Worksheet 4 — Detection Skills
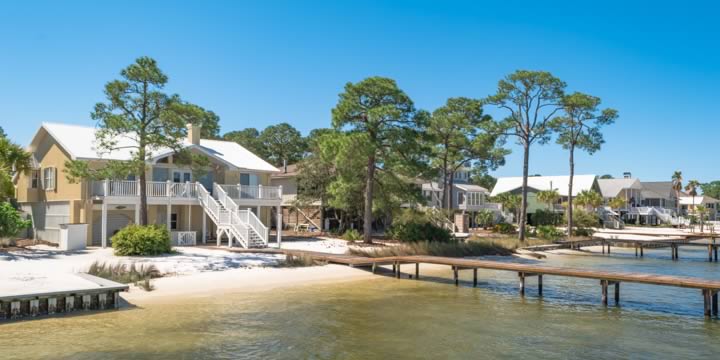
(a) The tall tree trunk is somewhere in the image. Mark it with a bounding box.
[363,153,375,243]
[138,147,148,225]
[567,144,575,236]
[319,198,325,233]
[519,142,530,241]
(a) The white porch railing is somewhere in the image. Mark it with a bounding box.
[172,231,197,246]
[215,184,268,246]
[217,184,282,201]
[91,180,199,199]
[197,184,229,225]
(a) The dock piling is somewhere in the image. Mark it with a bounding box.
[395,261,401,279]
[453,266,459,286]
[614,282,620,305]
[519,272,526,296]
[538,275,543,296]
[473,269,478,287]
[601,280,608,306]
[415,263,420,280]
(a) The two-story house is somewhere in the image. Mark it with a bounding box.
[15,122,283,249]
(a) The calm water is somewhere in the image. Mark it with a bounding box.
[2,247,720,359]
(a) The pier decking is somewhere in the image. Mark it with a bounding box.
[211,246,720,317]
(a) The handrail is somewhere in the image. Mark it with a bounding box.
[197,183,229,225]
[217,184,282,200]
[239,209,269,246]
[215,184,268,246]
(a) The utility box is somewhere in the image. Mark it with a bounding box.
[59,223,88,251]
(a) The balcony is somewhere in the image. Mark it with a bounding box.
[216,184,282,204]
[90,180,281,205]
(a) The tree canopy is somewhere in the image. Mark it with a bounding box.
[65,56,215,225]
[486,70,566,240]
[0,135,31,201]
[427,97,507,209]
[700,181,720,200]
[223,128,265,158]
[258,123,306,167]
[331,76,428,242]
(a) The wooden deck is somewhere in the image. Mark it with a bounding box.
[562,236,720,262]
[208,245,720,317]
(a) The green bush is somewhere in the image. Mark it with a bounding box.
[112,225,171,256]
[531,209,561,226]
[342,229,362,242]
[349,240,513,257]
[386,221,452,243]
[493,222,516,234]
[475,210,495,229]
[0,202,32,246]
[536,225,565,241]
[563,209,600,229]
[573,227,594,236]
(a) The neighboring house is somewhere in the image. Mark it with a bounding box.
[640,181,678,210]
[598,177,643,207]
[491,174,599,223]
[14,122,282,248]
[679,195,720,221]
[420,168,501,228]
[269,163,323,231]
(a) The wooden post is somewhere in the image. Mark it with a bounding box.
[635,243,638,257]
[519,272,526,296]
[473,268,478,287]
[415,263,419,280]
[713,291,719,316]
[607,243,611,254]
[715,245,718,262]
[602,241,606,254]
[709,245,713,262]
[601,280,609,306]
[538,274,543,296]
[640,245,644,257]
[703,289,712,317]
[371,262,377,274]
[395,261,400,279]
[453,266,459,286]
[614,282,620,305]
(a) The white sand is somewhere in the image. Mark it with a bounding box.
[274,238,350,254]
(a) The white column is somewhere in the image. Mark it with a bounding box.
[202,211,207,244]
[258,184,263,199]
[134,203,140,225]
[276,205,282,247]
[187,204,191,231]
[101,202,108,248]
[166,204,171,233]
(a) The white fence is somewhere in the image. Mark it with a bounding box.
[172,231,196,246]
[217,184,282,200]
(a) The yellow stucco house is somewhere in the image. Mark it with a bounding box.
[14,122,283,248]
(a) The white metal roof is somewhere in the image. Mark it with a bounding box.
[421,182,489,194]
[33,122,279,173]
[679,196,719,205]
[597,178,643,198]
[490,174,597,197]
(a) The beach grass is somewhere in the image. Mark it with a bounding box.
[278,253,328,267]
[86,261,161,290]
[348,240,514,258]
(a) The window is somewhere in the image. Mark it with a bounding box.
[240,173,250,186]
[30,169,40,189]
[458,192,465,205]
[170,213,178,230]
[43,167,56,191]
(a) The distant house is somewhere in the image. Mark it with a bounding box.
[679,195,720,221]
[269,163,323,231]
[598,177,643,207]
[491,174,599,223]
[15,122,282,248]
[420,168,501,229]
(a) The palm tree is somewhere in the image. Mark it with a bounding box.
[696,205,707,232]
[0,136,32,201]
[685,180,701,219]
[575,190,603,211]
[537,189,560,210]
[671,171,683,216]
[609,196,626,210]
[493,193,521,224]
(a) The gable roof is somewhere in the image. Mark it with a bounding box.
[597,178,643,198]
[490,175,597,197]
[679,195,719,205]
[31,122,279,173]
[640,181,674,199]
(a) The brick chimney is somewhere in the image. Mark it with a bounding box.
[187,123,201,145]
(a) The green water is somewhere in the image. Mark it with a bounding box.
[2,247,720,359]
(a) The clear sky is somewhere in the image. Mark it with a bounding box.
[1,1,718,182]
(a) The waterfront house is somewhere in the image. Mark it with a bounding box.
[679,195,720,221]
[269,163,323,231]
[14,122,283,248]
[490,174,599,223]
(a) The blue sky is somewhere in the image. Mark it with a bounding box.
[1,1,718,182]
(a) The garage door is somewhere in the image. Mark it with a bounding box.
[92,212,131,246]
[23,201,70,244]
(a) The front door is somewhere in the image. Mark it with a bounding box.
[172,170,192,197]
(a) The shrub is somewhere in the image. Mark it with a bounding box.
[279,253,327,267]
[536,225,564,241]
[531,209,561,226]
[112,225,171,256]
[493,222,516,234]
[342,229,362,242]
[573,227,594,237]
[475,210,495,229]
[563,209,600,229]
[386,221,452,243]
[0,202,31,246]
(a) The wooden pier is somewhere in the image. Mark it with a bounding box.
[211,246,720,317]
[563,236,720,262]
[0,274,128,321]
